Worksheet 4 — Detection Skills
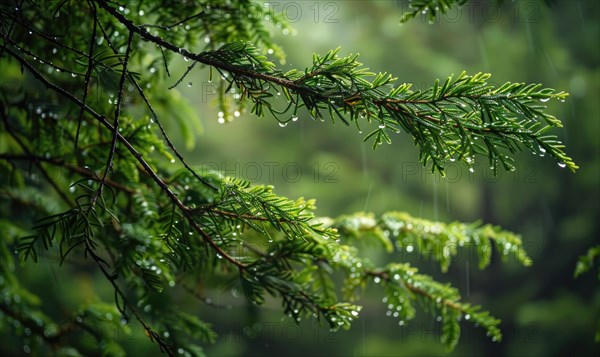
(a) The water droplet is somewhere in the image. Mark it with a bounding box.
[406,245,414,253]
[234,110,240,117]
[399,320,405,326]
[378,124,385,129]
[267,48,274,55]
[218,111,224,118]
[279,122,288,127]
[465,314,470,320]
[291,115,298,122]
[374,276,381,284]
[52,48,57,54]
[469,167,475,173]
[540,97,550,102]
[139,10,145,16]
[184,56,189,61]
[558,162,566,168]
[170,159,176,163]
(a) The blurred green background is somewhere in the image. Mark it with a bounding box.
[180,1,599,356]
[3,1,598,356]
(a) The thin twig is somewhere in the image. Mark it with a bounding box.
[0,105,72,206]
[75,1,99,156]
[0,153,137,193]
[92,31,134,205]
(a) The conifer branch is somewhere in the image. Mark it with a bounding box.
[330,211,532,272]
[96,0,577,175]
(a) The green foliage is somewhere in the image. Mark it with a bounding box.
[575,245,600,279]
[183,42,578,174]
[574,245,600,342]
[0,0,580,356]
[331,211,532,272]
[398,0,469,24]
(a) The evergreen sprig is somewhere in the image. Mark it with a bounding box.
[331,211,532,272]
[371,263,502,350]
[217,47,578,174]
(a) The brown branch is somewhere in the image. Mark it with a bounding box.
[0,106,72,206]
[94,0,320,96]
[0,153,137,194]
[92,30,134,206]
[75,0,99,155]
[0,303,77,349]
